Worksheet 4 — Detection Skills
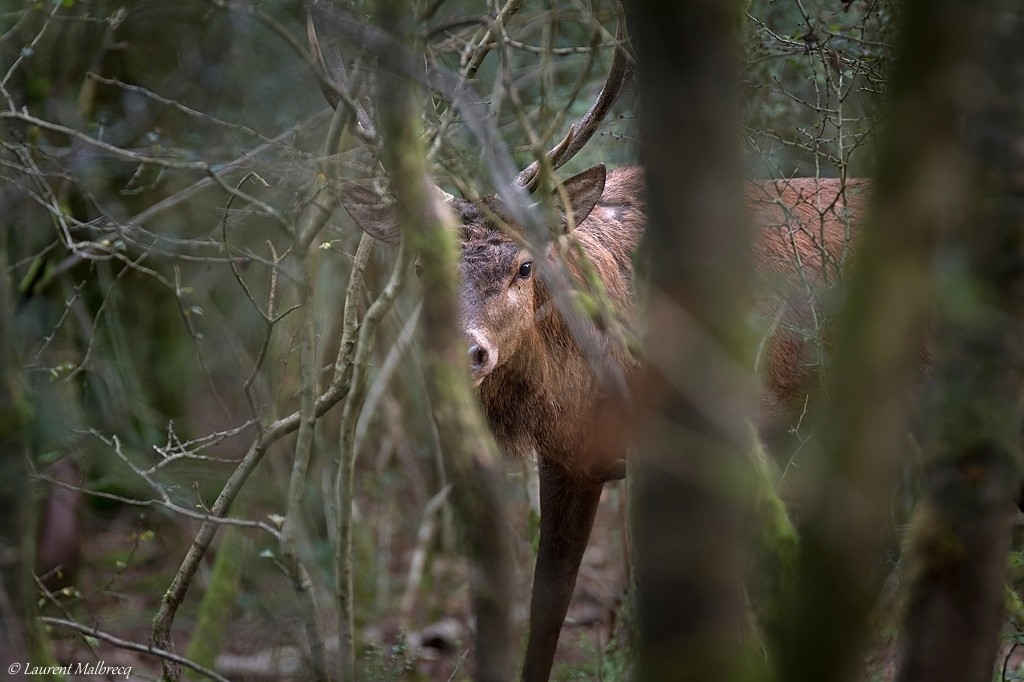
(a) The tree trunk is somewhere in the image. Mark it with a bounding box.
[0,240,53,672]
[771,0,990,679]
[896,5,1024,682]
[372,2,516,680]
[630,2,760,679]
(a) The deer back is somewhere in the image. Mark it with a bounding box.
[747,177,871,439]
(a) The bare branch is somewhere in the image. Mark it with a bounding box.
[40,617,230,682]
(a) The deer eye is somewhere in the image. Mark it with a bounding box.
[516,261,533,280]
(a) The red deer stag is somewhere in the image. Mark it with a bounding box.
[371,162,645,681]
[342,167,870,677]
[308,8,640,681]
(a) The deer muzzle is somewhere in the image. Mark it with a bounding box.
[465,329,498,385]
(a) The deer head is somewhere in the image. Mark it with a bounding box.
[340,163,609,384]
[308,4,628,385]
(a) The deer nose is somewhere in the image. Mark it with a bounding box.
[465,330,497,384]
[468,344,488,372]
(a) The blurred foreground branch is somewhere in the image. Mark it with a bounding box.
[630,1,759,680]
[896,4,1024,681]
[372,1,516,679]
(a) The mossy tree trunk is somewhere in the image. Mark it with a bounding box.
[0,241,55,674]
[371,1,516,680]
[770,0,994,679]
[630,2,762,680]
[183,522,250,678]
[895,5,1024,682]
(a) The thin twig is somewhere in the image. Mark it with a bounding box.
[41,617,231,682]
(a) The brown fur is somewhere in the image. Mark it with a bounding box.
[745,177,871,438]
[454,170,869,465]
[338,163,647,468]
[464,166,646,479]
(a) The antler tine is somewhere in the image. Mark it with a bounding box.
[307,1,377,141]
[513,14,629,192]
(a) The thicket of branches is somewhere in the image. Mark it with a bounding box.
[1,0,1023,681]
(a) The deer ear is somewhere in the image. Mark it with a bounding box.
[339,179,401,245]
[556,164,606,233]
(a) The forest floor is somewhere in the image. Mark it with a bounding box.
[40,461,1024,681]
[42,466,631,681]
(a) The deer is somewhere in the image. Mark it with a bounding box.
[349,177,644,677]
[343,169,873,678]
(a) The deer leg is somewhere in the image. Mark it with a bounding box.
[521,458,605,682]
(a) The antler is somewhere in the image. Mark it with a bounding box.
[307,2,627,205]
[307,1,460,207]
[306,0,377,142]
[513,16,629,192]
